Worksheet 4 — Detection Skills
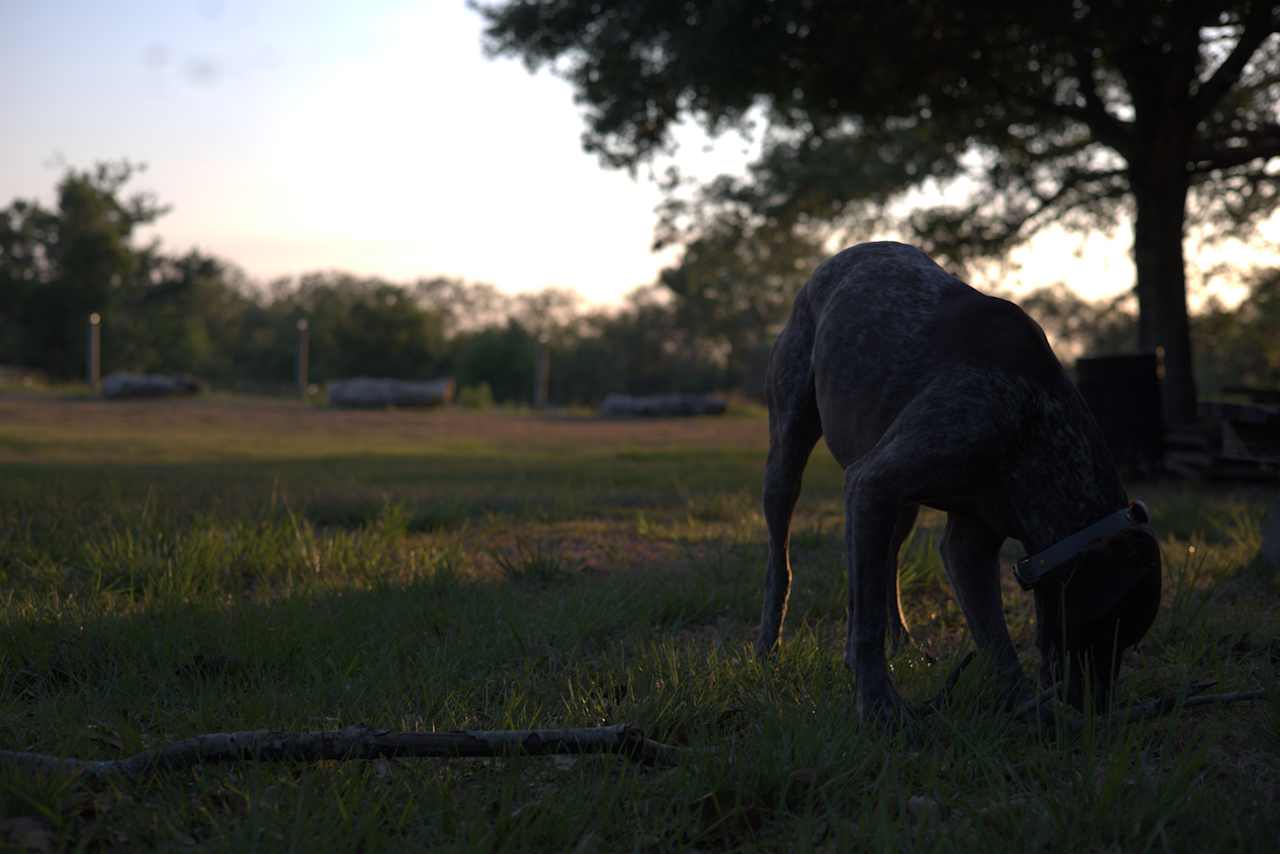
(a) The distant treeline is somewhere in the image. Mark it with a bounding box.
[2,162,1276,403]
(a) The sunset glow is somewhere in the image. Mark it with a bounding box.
[2,0,1274,305]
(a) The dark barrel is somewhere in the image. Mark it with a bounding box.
[1075,353,1165,475]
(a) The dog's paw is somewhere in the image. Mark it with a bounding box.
[998,674,1037,713]
[857,687,909,726]
[753,630,780,660]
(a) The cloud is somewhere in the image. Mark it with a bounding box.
[184,56,222,86]
[142,43,171,70]
[142,44,223,88]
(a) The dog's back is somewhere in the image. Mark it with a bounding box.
[781,241,1078,466]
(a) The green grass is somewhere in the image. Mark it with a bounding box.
[0,398,1277,851]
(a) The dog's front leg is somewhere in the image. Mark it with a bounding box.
[941,512,1030,707]
[842,463,904,722]
[886,504,920,654]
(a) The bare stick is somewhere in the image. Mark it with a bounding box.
[916,650,976,715]
[1013,683,1062,723]
[0,724,683,780]
[1111,689,1267,725]
[1022,682,1267,733]
[1012,679,1259,730]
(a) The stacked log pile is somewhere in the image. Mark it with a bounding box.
[327,377,455,409]
[102,373,204,400]
[599,393,727,417]
[1166,396,1280,482]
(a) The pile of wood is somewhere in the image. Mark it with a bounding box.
[102,373,204,400]
[1166,390,1280,482]
[599,393,727,417]
[327,377,455,409]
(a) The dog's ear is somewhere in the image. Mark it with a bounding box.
[1062,526,1162,644]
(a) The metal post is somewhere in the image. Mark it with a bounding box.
[87,312,101,390]
[296,318,310,396]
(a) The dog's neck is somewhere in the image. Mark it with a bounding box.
[1003,396,1128,555]
[1007,473,1126,555]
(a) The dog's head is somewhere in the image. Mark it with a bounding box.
[1032,526,1162,711]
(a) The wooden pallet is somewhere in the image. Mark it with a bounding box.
[1164,400,1280,482]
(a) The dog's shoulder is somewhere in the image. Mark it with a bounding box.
[927,285,1066,391]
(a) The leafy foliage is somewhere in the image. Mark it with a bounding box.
[657,207,826,391]
[1192,266,1280,391]
[1,160,1274,403]
[480,0,1280,423]
[0,161,166,377]
[263,273,447,382]
[452,321,538,403]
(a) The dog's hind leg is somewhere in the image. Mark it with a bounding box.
[756,331,822,658]
[886,503,920,655]
[756,395,821,657]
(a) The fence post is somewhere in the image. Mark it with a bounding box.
[296,318,310,397]
[86,312,101,390]
[533,341,549,409]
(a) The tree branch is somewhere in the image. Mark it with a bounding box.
[979,79,1133,160]
[1192,143,1280,171]
[0,724,684,780]
[986,166,1129,243]
[1016,680,1268,732]
[1190,123,1280,171]
[907,164,1129,268]
[1110,689,1267,725]
[1068,43,1135,158]
[1030,166,1128,207]
[1191,4,1280,120]
[4,682,1266,781]
[916,650,977,715]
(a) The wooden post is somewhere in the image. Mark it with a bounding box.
[296,318,310,397]
[533,341,549,409]
[86,312,101,390]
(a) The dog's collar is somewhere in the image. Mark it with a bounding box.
[1014,500,1150,591]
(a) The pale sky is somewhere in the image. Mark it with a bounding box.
[1,1,1274,306]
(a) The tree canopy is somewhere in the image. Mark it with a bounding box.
[0,162,167,377]
[2,161,1272,410]
[480,0,1280,425]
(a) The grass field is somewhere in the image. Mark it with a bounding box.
[1,394,1277,852]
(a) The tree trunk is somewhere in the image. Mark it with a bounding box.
[1130,170,1197,428]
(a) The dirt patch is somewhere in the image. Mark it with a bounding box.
[462,518,703,579]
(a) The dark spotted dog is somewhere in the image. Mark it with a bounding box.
[756,242,1161,720]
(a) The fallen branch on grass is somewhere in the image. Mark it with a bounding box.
[1015,679,1268,731]
[0,724,683,780]
[1013,683,1064,723]
[4,682,1268,780]
[1111,688,1267,725]
[916,650,976,715]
